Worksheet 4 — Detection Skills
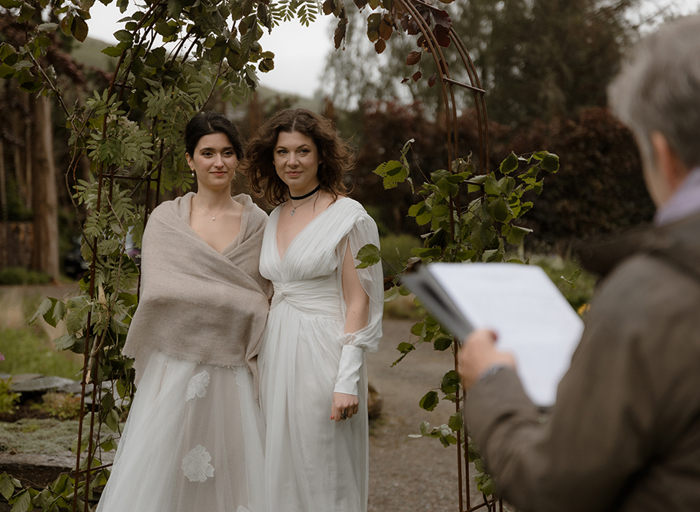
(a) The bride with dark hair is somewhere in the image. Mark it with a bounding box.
[243,108,383,512]
[97,111,270,512]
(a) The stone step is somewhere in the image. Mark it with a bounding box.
[0,452,74,488]
[2,374,125,406]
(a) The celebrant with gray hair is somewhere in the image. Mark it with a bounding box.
[459,15,700,512]
[96,111,270,512]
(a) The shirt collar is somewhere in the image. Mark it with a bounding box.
[655,167,700,226]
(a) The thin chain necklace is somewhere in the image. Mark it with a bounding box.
[289,186,321,216]
[194,197,233,221]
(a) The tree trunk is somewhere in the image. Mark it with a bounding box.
[0,139,6,222]
[12,92,31,210]
[0,139,7,270]
[30,94,59,280]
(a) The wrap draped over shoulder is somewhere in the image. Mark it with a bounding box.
[123,192,271,390]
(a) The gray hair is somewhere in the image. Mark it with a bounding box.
[608,15,700,171]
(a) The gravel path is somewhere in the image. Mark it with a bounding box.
[367,319,485,512]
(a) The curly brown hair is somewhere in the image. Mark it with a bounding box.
[241,109,353,206]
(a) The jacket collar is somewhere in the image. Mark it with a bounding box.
[576,210,700,280]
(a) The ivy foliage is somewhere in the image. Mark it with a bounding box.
[1,0,321,509]
[357,142,559,499]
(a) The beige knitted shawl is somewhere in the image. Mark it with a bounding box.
[123,193,271,389]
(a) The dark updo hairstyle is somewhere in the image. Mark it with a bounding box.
[241,109,353,206]
[185,111,243,160]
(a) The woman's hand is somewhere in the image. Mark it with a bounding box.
[331,392,359,422]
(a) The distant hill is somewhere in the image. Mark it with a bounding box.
[69,37,320,111]
[70,37,115,71]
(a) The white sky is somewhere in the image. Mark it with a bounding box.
[86,2,333,98]
[86,0,699,99]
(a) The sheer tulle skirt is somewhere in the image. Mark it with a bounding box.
[259,302,368,512]
[96,351,266,512]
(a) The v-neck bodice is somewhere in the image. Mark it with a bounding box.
[274,199,342,261]
[260,197,358,284]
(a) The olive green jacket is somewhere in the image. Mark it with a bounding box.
[465,211,700,512]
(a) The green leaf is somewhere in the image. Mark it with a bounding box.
[71,16,89,42]
[479,474,497,496]
[0,0,21,7]
[30,297,54,325]
[10,488,31,512]
[51,473,70,495]
[366,12,381,42]
[419,390,439,411]
[483,175,499,196]
[17,2,36,23]
[414,206,432,226]
[355,243,380,269]
[0,63,15,79]
[100,436,117,452]
[448,411,463,432]
[102,46,124,57]
[411,247,441,259]
[60,13,73,36]
[499,176,516,196]
[433,336,452,351]
[384,286,399,303]
[373,160,402,177]
[436,178,459,198]
[397,342,415,355]
[52,300,67,325]
[104,408,120,432]
[53,333,78,351]
[145,47,166,67]
[440,370,460,394]
[488,197,510,222]
[503,224,532,245]
[499,152,518,175]
[0,473,16,501]
[114,30,133,43]
[540,153,559,173]
[410,321,424,336]
[374,160,407,189]
[37,22,59,33]
[482,249,503,262]
[407,202,424,218]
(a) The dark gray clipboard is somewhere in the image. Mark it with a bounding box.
[401,266,474,344]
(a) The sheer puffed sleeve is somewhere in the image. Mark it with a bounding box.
[334,209,384,396]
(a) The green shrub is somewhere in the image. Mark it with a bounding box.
[531,255,598,311]
[0,267,52,285]
[0,378,21,414]
[0,328,83,380]
[380,233,421,277]
[31,392,81,420]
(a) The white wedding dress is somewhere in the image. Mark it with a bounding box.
[95,352,266,512]
[258,197,383,512]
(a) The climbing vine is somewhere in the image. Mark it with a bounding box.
[358,140,559,501]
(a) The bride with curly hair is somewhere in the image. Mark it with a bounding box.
[242,108,383,512]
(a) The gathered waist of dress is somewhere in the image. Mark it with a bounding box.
[270,275,342,316]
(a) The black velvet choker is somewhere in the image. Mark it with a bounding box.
[289,184,321,200]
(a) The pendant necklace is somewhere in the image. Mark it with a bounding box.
[194,197,233,221]
[289,184,321,216]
